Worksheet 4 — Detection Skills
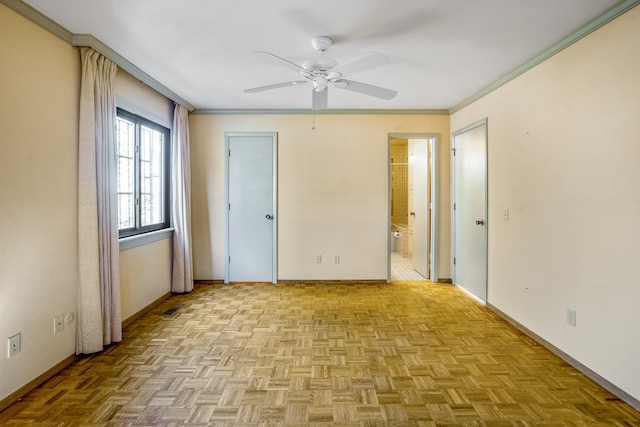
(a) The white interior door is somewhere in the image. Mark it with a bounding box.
[410,139,429,278]
[226,132,277,283]
[452,121,487,302]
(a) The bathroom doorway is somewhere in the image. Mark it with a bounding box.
[388,134,438,282]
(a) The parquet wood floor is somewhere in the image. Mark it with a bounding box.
[2,281,640,426]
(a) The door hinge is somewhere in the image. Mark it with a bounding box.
[453,257,456,265]
[229,256,231,263]
[228,149,231,157]
[451,148,456,156]
[453,203,456,210]
[228,203,231,210]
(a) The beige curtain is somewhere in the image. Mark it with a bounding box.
[77,47,122,354]
[171,104,194,293]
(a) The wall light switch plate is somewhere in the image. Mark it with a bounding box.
[54,314,64,334]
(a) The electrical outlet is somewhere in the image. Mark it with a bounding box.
[8,333,21,357]
[54,314,64,334]
[315,255,322,264]
[64,312,75,325]
[334,255,340,264]
[567,309,577,327]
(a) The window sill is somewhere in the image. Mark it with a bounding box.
[119,228,174,251]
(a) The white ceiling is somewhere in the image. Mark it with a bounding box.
[22,0,619,111]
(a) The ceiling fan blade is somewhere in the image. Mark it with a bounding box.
[330,52,390,78]
[254,51,307,74]
[333,79,397,100]
[244,81,307,93]
[312,88,328,110]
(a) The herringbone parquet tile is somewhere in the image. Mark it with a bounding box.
[2,281,639,426]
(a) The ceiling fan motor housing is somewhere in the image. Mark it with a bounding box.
[302,36,339,72]
[302,57,338,72]
[311,36,332,52]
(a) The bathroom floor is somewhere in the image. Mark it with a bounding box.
[391,251,427,281]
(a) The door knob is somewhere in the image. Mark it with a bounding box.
[265,214,273,220]
[475,219,485,225]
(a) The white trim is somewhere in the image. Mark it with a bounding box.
[271,137,279,284]
[387,141,392,284]
[431,138,439,282]
[119,228,174,251]
[224,136,230,284]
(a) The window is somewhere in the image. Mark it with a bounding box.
[116,108,170,238]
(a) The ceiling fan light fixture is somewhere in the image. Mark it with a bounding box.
[313,75,329,91]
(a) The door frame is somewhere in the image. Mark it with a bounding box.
[387,133,439,283]
[224,132,278,284]
[451,119,488,301]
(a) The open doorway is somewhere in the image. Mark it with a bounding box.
[388,133,439,282]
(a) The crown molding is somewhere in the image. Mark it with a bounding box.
[5,0,637,116]
[1,0,195,111]
[71,34,195,111]
[449,0,640,114]
[0,0,72,42]
[192,108,450,115]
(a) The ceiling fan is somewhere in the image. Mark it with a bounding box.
[244,36,397,110]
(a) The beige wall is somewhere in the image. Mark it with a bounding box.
[119,238,172,320]
[0,4,80,402]
[451,5,640,401]
[189,113,451,281]
[0,5,174,402]
[116,70,174,128]
[115,69,175,321]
